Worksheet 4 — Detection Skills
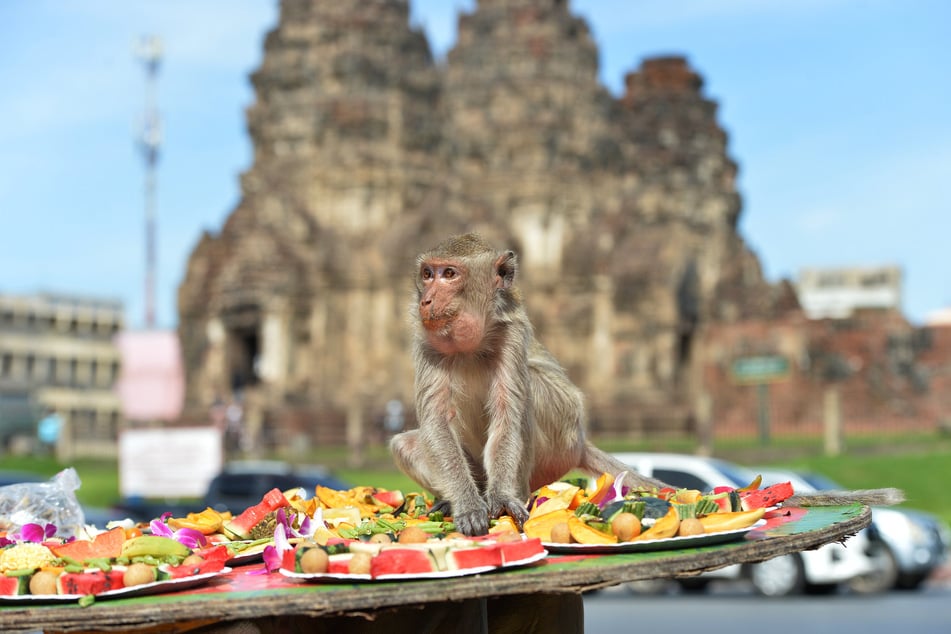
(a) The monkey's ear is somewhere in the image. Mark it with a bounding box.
[494,251,517,289]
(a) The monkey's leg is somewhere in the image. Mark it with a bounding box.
[389,432,461,517]
[481,362,534,529]
[389,430,442,495]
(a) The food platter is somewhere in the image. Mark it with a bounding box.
[225,542,269,565]
[279,550,547,583]
[542,519,766,554]
[0,567,232,605]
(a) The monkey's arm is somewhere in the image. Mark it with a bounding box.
[480,330,536,528]
[414,362,488,535]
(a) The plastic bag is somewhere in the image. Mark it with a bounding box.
[0,467,86,538]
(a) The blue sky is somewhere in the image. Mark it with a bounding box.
[1,1,948,330]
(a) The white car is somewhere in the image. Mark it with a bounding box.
[757,468,950,593]
[612,452,878,596]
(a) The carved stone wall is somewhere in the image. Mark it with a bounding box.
[177,0,794,448]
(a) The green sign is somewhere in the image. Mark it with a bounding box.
[730,355,790,385]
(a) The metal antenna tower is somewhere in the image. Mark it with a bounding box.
[135,36,162,329]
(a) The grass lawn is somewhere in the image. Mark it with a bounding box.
[3,432,951,528]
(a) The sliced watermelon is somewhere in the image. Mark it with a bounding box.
[370,548,434,577]
[327,554,353,575]
[0,574,30,596]
[448,543,502,570]
[740,481,795,510]
[497,538,543,565]
[57,569,126,595]
[47,526,127,562]
[282,546,300,572]
[371,490,405,513]
[163,558,226,579]
[708,488,742,512]
[194,544,231,564]
[222,488,290,540]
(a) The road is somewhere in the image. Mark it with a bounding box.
[583,580,951,633]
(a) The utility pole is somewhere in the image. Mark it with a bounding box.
[135,36,162,329]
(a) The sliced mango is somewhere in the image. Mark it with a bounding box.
[523,509,573,541]
[567,515,618,545]
[531,482,581,516]
[633,506,680,541]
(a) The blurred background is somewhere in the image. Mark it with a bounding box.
[0,0,949,597]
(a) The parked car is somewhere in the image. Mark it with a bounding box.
[116,460,350,522]
[611,452,878,596]
[201,460,350,514]
[756,468,950,592]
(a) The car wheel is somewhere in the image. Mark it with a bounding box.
[848,541,899,594]
[748,554,805,597]
[895,571,929,590]
[677,578,711,594]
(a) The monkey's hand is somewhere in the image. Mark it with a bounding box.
[487,493,530,530]
[452,499,491,536]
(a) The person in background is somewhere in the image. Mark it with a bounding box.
[37,408,63,456]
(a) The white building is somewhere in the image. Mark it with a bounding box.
[796,266,902,320]
[0,292,124,457]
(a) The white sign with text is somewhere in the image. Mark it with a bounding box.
[118,427,223,499]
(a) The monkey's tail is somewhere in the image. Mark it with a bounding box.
[787,487,905,507]
[578,442,669,491]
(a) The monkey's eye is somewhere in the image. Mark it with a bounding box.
[421,267,434,280]
[443,267,457,279]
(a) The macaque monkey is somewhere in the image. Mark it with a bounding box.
[389,233,667,536]
[389,233,903,536]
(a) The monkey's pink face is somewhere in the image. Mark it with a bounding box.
[418,259,485,354]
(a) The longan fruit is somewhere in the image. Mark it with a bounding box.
[299,547,330,574]
[348,551,373,575]
[29,570,60,595]
[678,518,705,537]
[549,521,572,544]
[123,562,157,587]
[181,554,205,567]
[398,526,430,544]
[369,532,393,544]
[610,513,642,542]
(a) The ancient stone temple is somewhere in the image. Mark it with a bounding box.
[177,0,792,452]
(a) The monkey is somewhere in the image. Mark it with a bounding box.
[389,233,903,536]
[389,233,668,536]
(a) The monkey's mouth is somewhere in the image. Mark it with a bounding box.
[421,314,453,332]
[421,306,457,330]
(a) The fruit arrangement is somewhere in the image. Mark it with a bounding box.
[0,523,230,605]
[1,469,794,598]
[523,472,793,545]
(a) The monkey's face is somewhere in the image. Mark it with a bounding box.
[417,258,486,354]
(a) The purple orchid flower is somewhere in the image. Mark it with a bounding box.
[149,512,208,549]
[260,523,290,573]
[10,522,57,543]
[594,471,632,509]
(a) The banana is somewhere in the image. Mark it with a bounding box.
[120,535,192,559]
[698,507,765,533]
